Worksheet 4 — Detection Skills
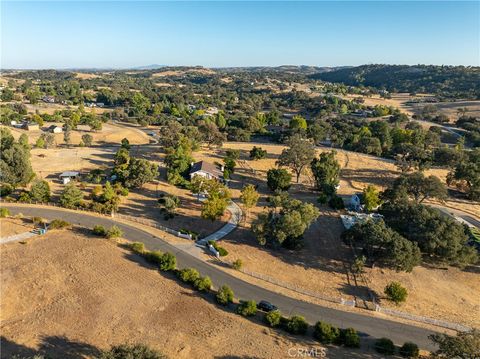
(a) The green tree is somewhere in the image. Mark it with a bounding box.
[131,92,151,117]
[311,151,340,195]
[199,178,231,221]
[0,128,34,186]
[343,219,421,272]
[121,137,131,150]
[253,194,319,249]
[82,134,93,147]
[18,134,30,148]
[29,179,51,202]
[289,115,307,131]
[59,183,83,208]
[362,185,381,211]
[447,149,480,200]
[123,158,158,189]
[429,329,480,359]
[266,168,292,192]
[384,281,408,304]
[278,134,315,183]
[380,202,478,267]
[35,137,45,149]
[26,87,41,104]
[384,172,447,204]
[249,146,267,160]
[240,184,259,222]
[399,342,419,358]
[63,128,72,147]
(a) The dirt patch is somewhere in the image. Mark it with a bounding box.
[74,72,101,80]
[0,230,374,359]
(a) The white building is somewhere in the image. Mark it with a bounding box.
[59,171,80,185]
[189,161,223,181]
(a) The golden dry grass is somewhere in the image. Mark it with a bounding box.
[1,227,376,359]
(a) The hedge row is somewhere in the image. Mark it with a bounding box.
[122,238,419,356]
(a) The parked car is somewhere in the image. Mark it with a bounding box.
[257,300,277,312]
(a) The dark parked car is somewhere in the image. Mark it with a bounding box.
[257,300,277,312]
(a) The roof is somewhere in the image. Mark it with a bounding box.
[48,125,62,129]
[59,171,80,177]
[189,161,222,177]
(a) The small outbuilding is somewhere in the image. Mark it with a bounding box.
[48,125,63,133]
[59,171,80,185]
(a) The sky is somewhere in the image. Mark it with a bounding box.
[1,1,479,69]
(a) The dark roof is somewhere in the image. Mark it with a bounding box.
[189,161,222,177]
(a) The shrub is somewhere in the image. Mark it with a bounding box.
[32,216,44,225]
[232,259,243,270]
[236,300,257,317]
[178,268,200,284]
[106,225,123,239]
[216,285,234,305]
[249,146,267,160]
[317,193,328,204]
[48,219,71,229]
[99,343,166,359]
[144,250,163,264]
[208,240,229,256]
[193,276,212,291]
[314,321,340,344]
[179,228,198,240]
[399,342,419,358]
[375,338,395,355]
[129,242,145,254]
[19,191,31,202]
[158,252,176,271]
[264,309,282,327]
[92,225,107,236]
[0,208,10,218]
[384,281,408,304]
[285,315,308,335]
[328,195,345,210]
[340,328,360,348]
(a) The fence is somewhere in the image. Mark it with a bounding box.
[219,257,356,307]
[375,305,472,332]
[3,200,473,332]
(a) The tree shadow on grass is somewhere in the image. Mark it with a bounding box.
[1,335,101,359]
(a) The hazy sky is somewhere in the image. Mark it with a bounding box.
[1,1,479,69]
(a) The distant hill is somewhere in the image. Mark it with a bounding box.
[133,64,169,70]
[310,64,480,99]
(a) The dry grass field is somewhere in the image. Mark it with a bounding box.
[190,142,480,327]
[0,226,380,359]
[0,218,34,238]
[4,122,150,146]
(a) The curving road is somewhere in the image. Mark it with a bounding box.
[2,204,445,351]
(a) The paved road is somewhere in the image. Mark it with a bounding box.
[2,204,446,350]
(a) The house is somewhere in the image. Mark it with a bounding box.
[48,125,63,133]
[23,122,39,131]
[349,193,363,212]
[340,212,384,230]
[189,161,223,181]
[204,107,219,116]
[42,96,55,103]
[59,171,80,185]
[96,102,105,108]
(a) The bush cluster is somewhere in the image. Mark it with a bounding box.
[216,285,234,306]
[314,322,360,348]
[236,300,257,317]
[0,208,10,218]
[48,219,71,229]
[208,240,228,256]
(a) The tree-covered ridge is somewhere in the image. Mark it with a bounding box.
[310,65,480,99]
